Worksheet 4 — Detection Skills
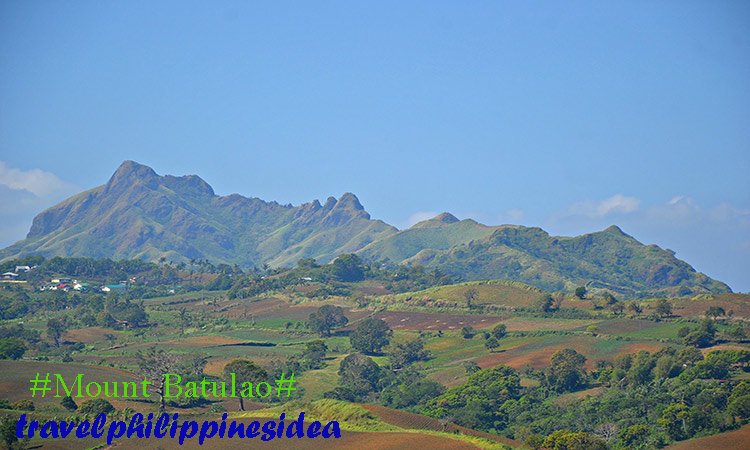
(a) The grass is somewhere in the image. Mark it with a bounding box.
[243,399,511,449]
[383,280,543,309]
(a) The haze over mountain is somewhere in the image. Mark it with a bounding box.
[0,161,731,297]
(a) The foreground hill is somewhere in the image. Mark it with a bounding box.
[0,161,731,296]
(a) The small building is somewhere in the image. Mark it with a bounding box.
[101,284,126,292]
[1,272,19,280]
[15,266,31,273]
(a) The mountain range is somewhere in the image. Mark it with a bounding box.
[1,161,731,297]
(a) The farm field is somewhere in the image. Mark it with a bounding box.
[2,271,749,449]
[668,424,750,449]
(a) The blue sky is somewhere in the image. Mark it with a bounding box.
[1,1,748,291]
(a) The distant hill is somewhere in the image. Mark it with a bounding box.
[0,161,732,296]
[396,223,730,296]
[358,213,500,263]
[0,161,397,267]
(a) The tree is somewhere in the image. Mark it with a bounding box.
[627,301,642,316]
[223,359,268,411]
[0,338,26,360]
[350,318,393,355]
[547,348,587,392]
[491,324,507,340]
[0,415,18,450]
[61,395,78,411]
[330,254,365,282]
[302,340,328,369]
[610,302,624,315]
[684,319,716,348]
[618,424,650,448]
[423,366,521,430]
[332,353,382,401]
[658,403,689,440]
[535,294,556,313]
[308,305,348,336]
[705,306,725,319]
[655,299,672,318]
[389,338,430,370]
[380,375,444,409]
[461,325,476,339]
[602,291,617,305]
[78,398,115,415]
[464,288,478,309]
[463,361,481,375]
[575,286,587,299]
[137,347,181,411]
[485,336,499,352]
[46,317,67,347]
[728,395,750,420]
[178,307,191,335]
[543,430,606,450]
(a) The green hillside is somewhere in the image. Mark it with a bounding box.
[0,161,732,297]
[0,161,397,267]
[405,225,730,296]
[358,213,500,263]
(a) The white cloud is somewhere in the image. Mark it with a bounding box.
[0,162,79,247]
[0,161,76,197]
[647,196,750,225]
[405,211,439,228]
[547,195,750,292]
[566,194,640,218]
[502,208,525,222]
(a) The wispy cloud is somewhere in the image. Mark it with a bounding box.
[547,194,750,292]
[0,161,77,197]
[647,196,750,225]
[565,194,640,218]
[0,161,79,247]
[404,211,439,228]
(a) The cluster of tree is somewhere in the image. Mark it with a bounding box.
[324,317,433,405]
[0,288,31,320]
[325,345,438,409]
[0,338,25,360]
[461,323,508,351]
[308,305,349,336]
[418,347,750,448]
[60,295,150,332]
[4,255,458,309]
[1,256,157,282]
[679,319,717,348]
[350,318,392,354]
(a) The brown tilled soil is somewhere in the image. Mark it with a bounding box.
[372,311,504,331]
[667,424,750,449]
[475,336,665,370]
[360,404,519,447]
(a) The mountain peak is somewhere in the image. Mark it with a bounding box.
[113,160,157,178]
[433,212,459,224]
[337,192,364,211]
[602,225,630,237]
[106,160,158,189]
[411,212,460,229]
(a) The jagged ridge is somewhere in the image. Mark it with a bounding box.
[0,161,732,296]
